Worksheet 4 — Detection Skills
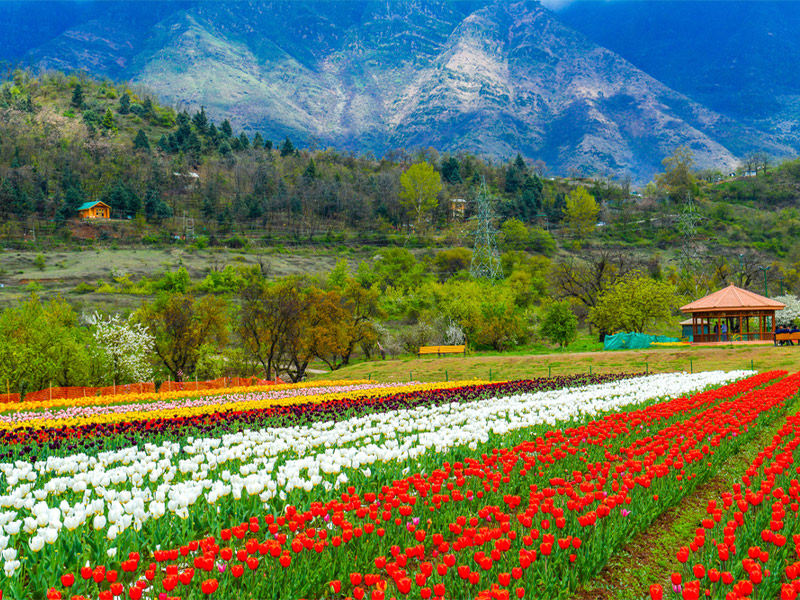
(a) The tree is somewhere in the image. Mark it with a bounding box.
[774,295,800,326]
[540,301,578,348]
[87,312,154,384]
[505,153,526,194]
[399,162,442,230]
[192,106,209,134]
[238,278,308,380]
[588,271,679,334]
[500,218,529,251]
[137,293,229,381]
[440,156,462,184]
[118,92,130,115]
[563,186,599,239]
[71,84,84,109]
[133,128,150,151]
[0,296,97,393]
[551,249,641,311]
[279,136,295,157]
[101,108,116,131]
[656,146,699,202]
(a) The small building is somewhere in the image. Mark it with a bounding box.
[77,201,111,220]
[680,318,708,341]
[680,284,785,343]
[450,198,466,220]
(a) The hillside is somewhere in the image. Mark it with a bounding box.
[1,0,794,180]
[3,72,800,307]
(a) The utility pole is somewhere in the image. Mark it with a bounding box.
[469,179,502,281]
[758,265,770,297]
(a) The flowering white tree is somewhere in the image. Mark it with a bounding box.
[774,295,800,327]
[87,312,155,384]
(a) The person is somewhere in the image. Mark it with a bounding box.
[721,322,727,342]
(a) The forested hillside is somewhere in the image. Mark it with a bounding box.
[4,71,800,392]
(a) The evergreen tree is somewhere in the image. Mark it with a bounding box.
[303,158,317,180]
[264,139,273,151]
[516,173,543,222]
[118,93,130,115]
[192,106,209,134]
[157,135,170,152]
[71,84,84,109]
[57,185,85,221]
[101,108,116,131]
[207,123,219,143]
[505,153,527,194]
[133,129,150,151]
[142,97,154,117]
[145,188,172,222]
[220,119,233,138]
[239,132,250,150]
[441,156,462,184]
[279,136,295,157]
[252,132,264,149]
[186,132,202,155]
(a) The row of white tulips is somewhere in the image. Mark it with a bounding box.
[0,371,750,576]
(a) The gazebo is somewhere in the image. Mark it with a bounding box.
[680,284,785,343]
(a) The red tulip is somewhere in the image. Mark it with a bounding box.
[649,584,662,600]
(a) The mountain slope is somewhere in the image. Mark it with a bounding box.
[557,1,800,148]
[5,0,793,179]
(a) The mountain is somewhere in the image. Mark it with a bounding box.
[2,0,794,180]
[557,1,800,149]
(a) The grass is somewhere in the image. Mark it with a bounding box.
[312,344,800,383]
[0,246,367,311]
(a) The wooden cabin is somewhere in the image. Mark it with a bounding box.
[77,201,111,220]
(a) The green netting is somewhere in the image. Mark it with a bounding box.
[603,332,683,350]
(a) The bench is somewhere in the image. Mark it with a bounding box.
[418,345,466,357]
[775,332,800,346]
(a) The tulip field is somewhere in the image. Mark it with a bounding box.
[2,371,800,599]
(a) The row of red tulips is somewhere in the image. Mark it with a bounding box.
[652,375,800,599]
[34,371,795,600]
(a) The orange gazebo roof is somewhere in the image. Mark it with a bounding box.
[680,284,785,314]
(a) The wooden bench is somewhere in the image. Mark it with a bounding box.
[418,345,466,357]
[775,332,800,346]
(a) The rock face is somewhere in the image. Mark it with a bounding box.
[6,0,794,180]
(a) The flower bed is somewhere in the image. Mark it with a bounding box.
[0,371,761,599]
[652,372,800,600]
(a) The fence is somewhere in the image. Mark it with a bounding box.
[2,376,283,403]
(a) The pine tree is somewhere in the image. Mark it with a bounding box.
[191,106,209,134]
[441,156,462,184]
[279,136,295,157]
[118,93,130,115]
[101,108,116,131]
[303,158,317,180]
[239,132,250,149]
[220,119,233,138]
[252,132,264,149]
[133,129,150,151]
[71,84,84,109]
